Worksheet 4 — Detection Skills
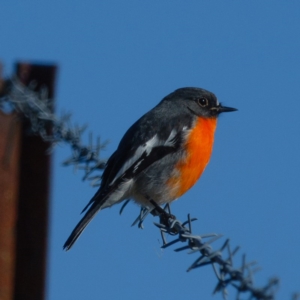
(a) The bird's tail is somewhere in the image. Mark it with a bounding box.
[63,200,103,251]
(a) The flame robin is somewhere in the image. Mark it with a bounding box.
[64,87,237,250]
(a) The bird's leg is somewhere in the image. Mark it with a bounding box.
[149,199,176,227]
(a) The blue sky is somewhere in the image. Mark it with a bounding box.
[1,1,300,299]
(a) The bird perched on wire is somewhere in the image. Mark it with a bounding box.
[64,87,237,250]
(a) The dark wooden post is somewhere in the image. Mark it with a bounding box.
[0,62,57,300]
[0,63,21,300]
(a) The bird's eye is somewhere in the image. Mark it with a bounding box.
[197,98,208,107]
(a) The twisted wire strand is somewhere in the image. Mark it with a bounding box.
[140,203,278,300]
[0,78,106,184]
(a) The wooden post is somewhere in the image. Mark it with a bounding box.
[0,62,57,300]
[0,63,21,300]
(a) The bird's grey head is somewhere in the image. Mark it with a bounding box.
[163,87,237,118]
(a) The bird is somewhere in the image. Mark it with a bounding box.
[64,87,237,250]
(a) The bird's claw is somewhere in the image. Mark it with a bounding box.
[149,199,176,228]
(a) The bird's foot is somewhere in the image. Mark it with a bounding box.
[149,200,176,227]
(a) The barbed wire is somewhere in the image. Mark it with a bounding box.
[0,78,282,299]
[130,201,279,300]
[0,77,106,185]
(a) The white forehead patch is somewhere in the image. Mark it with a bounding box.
[216,97,219,106]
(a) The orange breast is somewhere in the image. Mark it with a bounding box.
[168,117,217,199]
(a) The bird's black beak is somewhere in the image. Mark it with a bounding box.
[218,105,238,113]
[209,103,237,116]
[211,103,237,114]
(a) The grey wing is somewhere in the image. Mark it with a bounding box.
[82,103,190,212]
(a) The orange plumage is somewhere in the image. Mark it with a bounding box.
[168,117,217,198]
